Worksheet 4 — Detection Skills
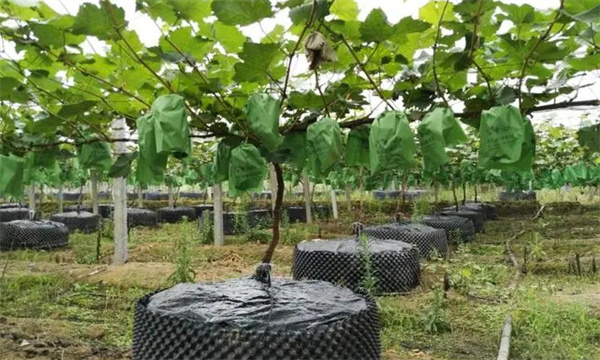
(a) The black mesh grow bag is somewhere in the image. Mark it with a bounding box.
[128,208,158,228]
[145,192,169,201]
[133,278,381,360]
[287,207,308,223]
[200,211,262,235]
[98,204,113,219]
[463,202,498,220]
[49,211,100,233]
[98,191,111,200]
[62,192,81,201]
[418,215,476,244]
[372,191,386,200]
[313,205,330,220]
[0,208,29,223]
[293,238,420,293]
[0,203,21,209]
[498,191,536,201]
[0,220,69,251]
[179,192,206,200]
[157,207,197,223]
[191,205,213,219]
[247,209,272,228]
[64,205,93,213]
[439,209,485,233]
[362,222,447,258]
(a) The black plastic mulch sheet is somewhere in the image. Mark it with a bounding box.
[418,215,476,243]
[463,202,498,220]
[439,209,485,233]
[0,208,29,222]
[293,238,420,293]
[156,207,197,223]
[127,208,158,228]
[498,191,536,201]
[362,222,447,258]
[0,220,69,251]
[134,278,381,360]
[0,203,21,209]
[49,211,100,233]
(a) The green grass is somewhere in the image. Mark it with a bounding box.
[1,199,600,359]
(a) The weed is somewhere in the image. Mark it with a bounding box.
[411,197,431,221]
[420,287,450,334]
[167,221,196,285]
[358,233,378,296]
[198,212,213,244]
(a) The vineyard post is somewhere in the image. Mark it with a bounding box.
[111,117,128,266]
[212,183,224,247]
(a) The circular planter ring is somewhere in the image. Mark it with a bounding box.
[133,278,381,360]
[247,209,272,228]
[0,203,22,209]
[128,208,158,228]
[64,205,93,213]
[49,211,100,233]
[179,192,206,200]
[191,205,214,219]
[0,208,29,223]
[293,237,420,294]
[156,207,196,224]
[418,215,476,244]
[372,191,386,201]
[362,222,447,258]
[61,192,81,201]
[439,209,485,233]
[145,192,169,201]
[498,191,536,201]
[98,204,113,219]
[463,202,498,220]
[0,220,69,251]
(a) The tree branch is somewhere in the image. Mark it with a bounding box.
[432,0,451,108]
[314,68,330,116]
[280,0,317,104]
[517,0,564,110]
[323,23,395,110]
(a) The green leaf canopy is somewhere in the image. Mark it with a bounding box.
[0,154,25,199]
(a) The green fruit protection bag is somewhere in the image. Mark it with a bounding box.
[306,117,343,178]
[152,94,191,158]
[0,154,25,199]
[279,131,307,170]
[136,113,168,185]
[213,138,240,183]
[244,93,282,152]
[369,111,416,175]
[78,141,112,171]
[228,143,267,197]
[417,108,467,171]
[478,105,534,171]
[577,123,600,153]
[345,125,370,168]
[199,163,214,187]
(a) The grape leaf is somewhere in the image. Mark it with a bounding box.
[211,0,273,25]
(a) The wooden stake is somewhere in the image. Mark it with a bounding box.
[497,315,513,360]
